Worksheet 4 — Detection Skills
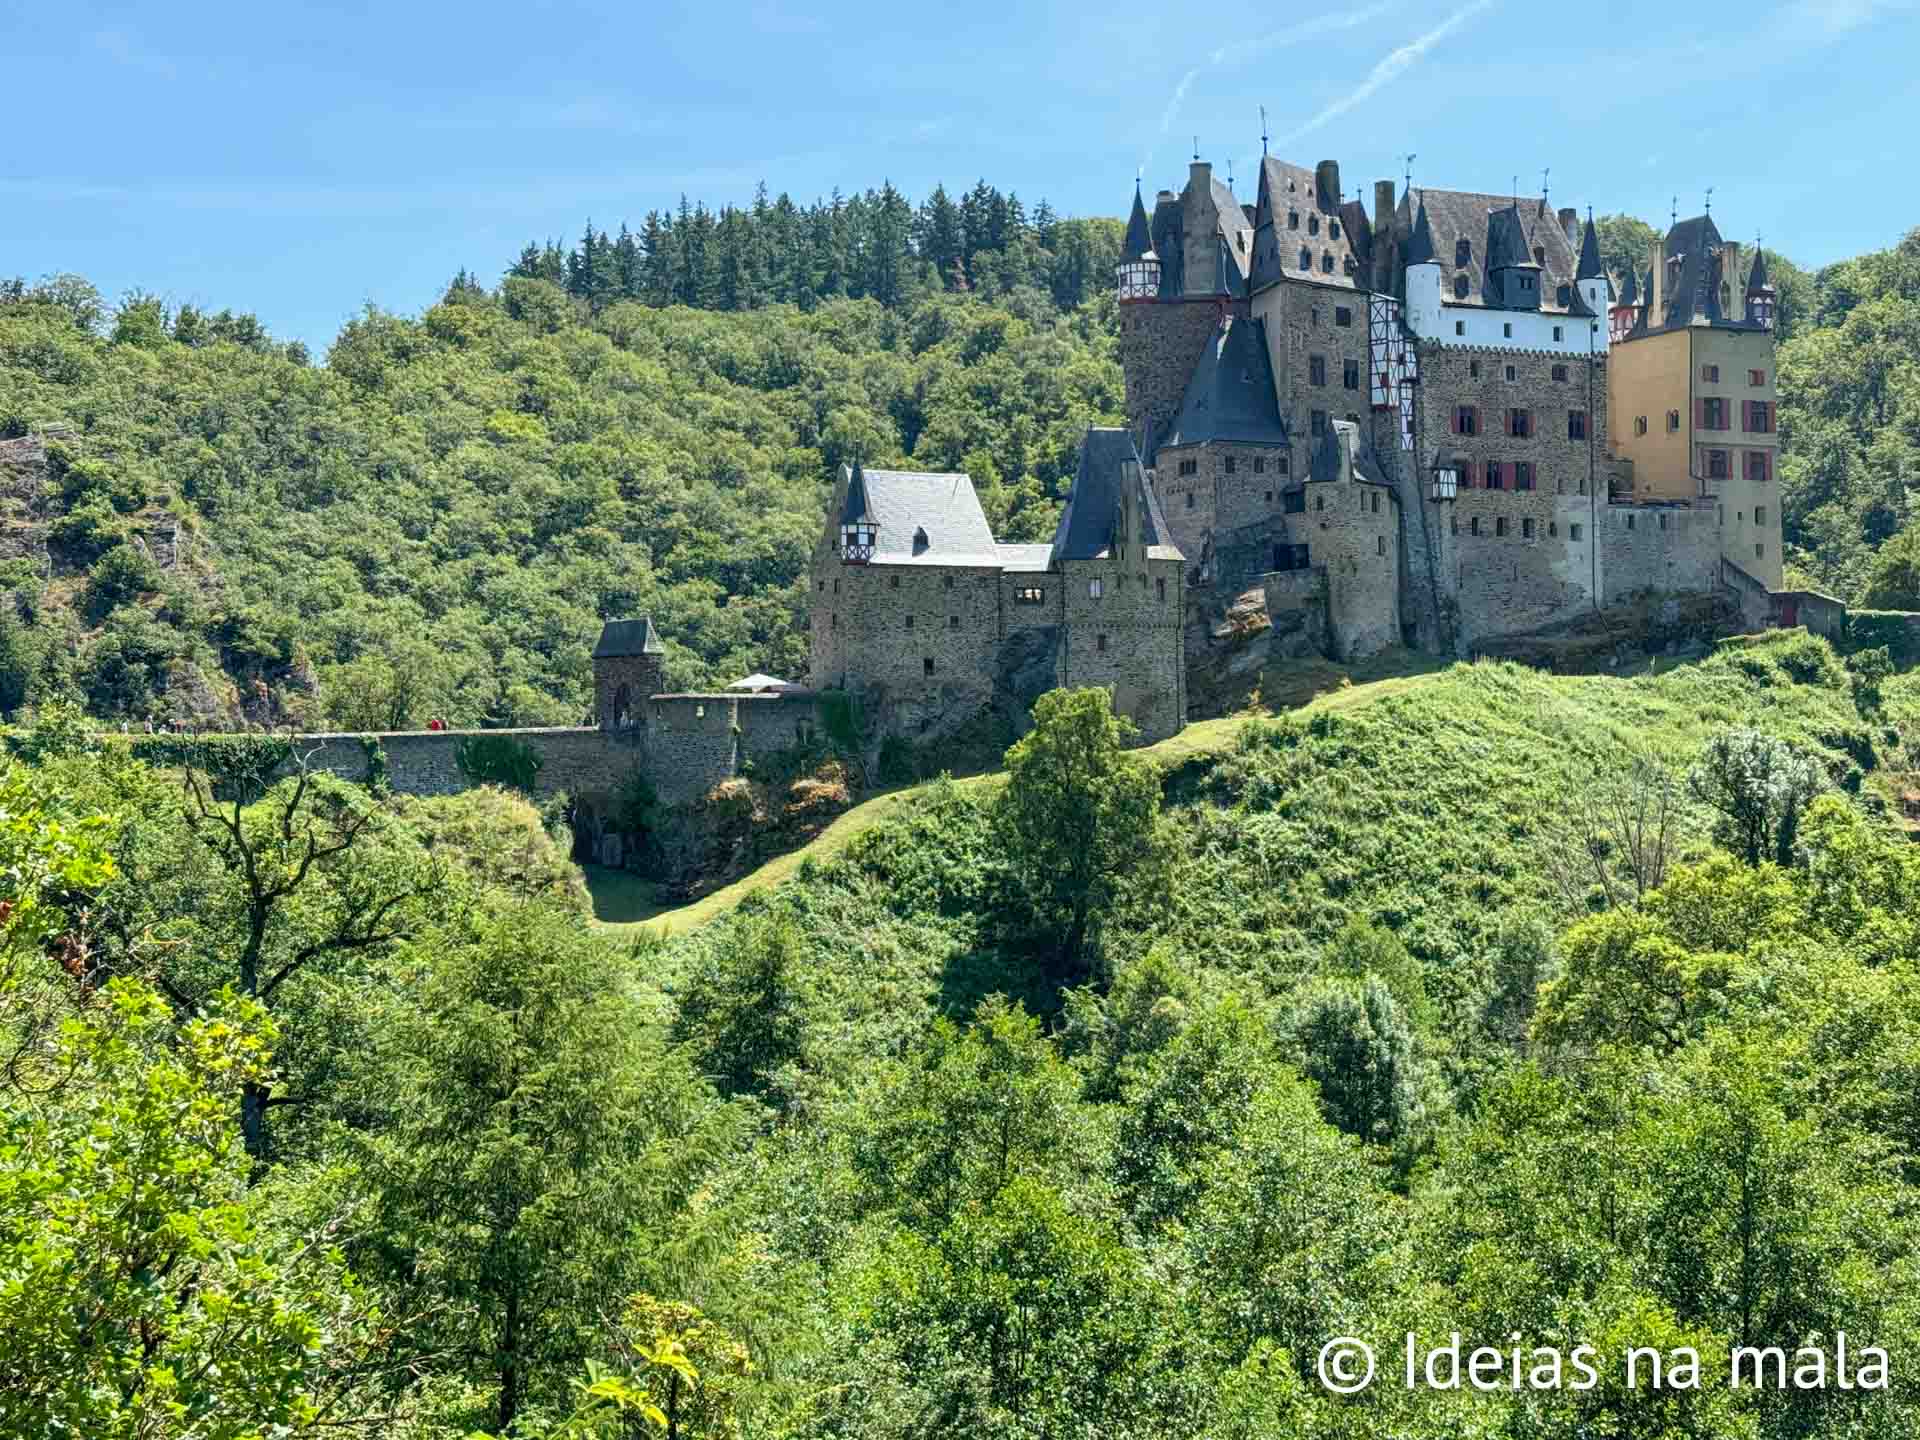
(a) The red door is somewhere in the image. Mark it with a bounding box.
[1778,598,1798,628]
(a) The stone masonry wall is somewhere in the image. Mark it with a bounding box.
[1058,552,1186,742]
[822,561,1003,736]
[293,727,641,801]
[1302,448,1400,658]
[1410,343,1612,646]
[1119,298,1226,448]
[1601,501,1721,605]
[1153,440,1296,585]
[1250,278,1372,449]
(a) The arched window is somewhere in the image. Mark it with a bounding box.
[1299,246,1312,269]
[612,683,632,730]
[1309,215,1320,235]
[1322,253,1334,273]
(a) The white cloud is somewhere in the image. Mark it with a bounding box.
[1210,3,1396,66]
[1276,0,1494,146]
[1159,66,1202,136]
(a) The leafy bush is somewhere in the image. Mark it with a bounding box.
[85,542,160,615]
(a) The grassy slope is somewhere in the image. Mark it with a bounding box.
[602,650,1442,939]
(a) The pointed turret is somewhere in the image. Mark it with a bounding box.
[1619,267,1638,305]
[839,460,877,563]
[1745,244,1775,330]
[1405,196,1436,266]
[1116,183,1163,302]
[1123,182,1152,262]
[1576,215,1604,281]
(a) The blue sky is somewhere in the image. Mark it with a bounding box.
[4,0,1915,354]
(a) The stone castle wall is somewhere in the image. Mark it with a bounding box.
[1153,439,1297,584]
[1057,552,1186,742]
[1601,500,1721,605]
[1119,299,1225,446]
[1250,279,1373,445]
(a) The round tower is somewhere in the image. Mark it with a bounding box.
[1402,194,1442,338]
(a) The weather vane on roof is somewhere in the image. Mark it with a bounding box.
[1542,166,1550,200]
[1404,154,1416,194]
[1193,135,1200,162]
[1671,195,1679,226]
[1705,186,1714,215]
[1260,105,1269,157]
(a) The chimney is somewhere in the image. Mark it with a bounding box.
[1649,237,1666,321]
[1315,159,1341,210]
[1374,180,1396,235]
[1719,241,1741,315]
[1189,159,1212,197]
[1558,207,1578,247]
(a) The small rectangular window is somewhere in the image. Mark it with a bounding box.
[1253,457,1265,474]
[1470,516,1481,536]
[1755,506,1767,525]
[1749,369,1766,386]
[1505,364,1516,382]
[1667,410,1681,433]
[1522,518,1536,539]
[1570,523,1583,540]
[944,574,954,589]
[1455,320,1466,336]
[1224,456,1236,474]
[1454,405,1478,436]
[1514,462,1535,490]
[1343,359,1360,390]
[1178,458,1198,476]
[1756,543,1765,558]
[1336,306,1353,327]
[1552,326,1564,342]
[1310,355,1328,387]
[1311,410,1327,437]
[1552,363,1568,382]
[1185,492,1195,509]
[948,615,959,629]
[1377,535,1386,555]
[1088,578,1103,598]
[1496,517,1509,537]
[1014,586,1045,605]
[1156,577,1166,601]
[1635,416,1648,436]
[1096,633,1108,652]
[1277,454,1290,475]
[1568,410,1588,440]
[1702,364,1720,382]
[890,574,900,588]
[923,656,935,676]
[1509,408,1531,438]
[1503,322,1513,338]
[904,614,914,630]
[1284,490,1305,514]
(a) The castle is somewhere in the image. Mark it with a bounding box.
[800,154,1789,745]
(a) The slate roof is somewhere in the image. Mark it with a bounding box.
[1618,266,1639,305]
[995,543,1054,573]
[839,465,1001,565]
[1644,214,1768,335]
[1576,216,1604,280]
[1250,156,1364,292]
[1486,203,1541,275]
[1395,188,1579,312]
[1159,313,1290,450]
[1051,428,1181,563]
[1405,197,1436,266]
[1747,246,1770,291]
[1124,184,1153,261]
[593,617,665,658]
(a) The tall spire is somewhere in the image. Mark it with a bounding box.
[1747,243,1770,291]
[1576,210,1604,281]
[1123,181,1152,261]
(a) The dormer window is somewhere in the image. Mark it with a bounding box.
[1454,276,1469,298]
[1533,246,1545,266]
[1456,239,1471,266]
[912,525,929,554]
[841,522,876,563]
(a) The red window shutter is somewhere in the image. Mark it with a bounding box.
[1695,398,1705,429]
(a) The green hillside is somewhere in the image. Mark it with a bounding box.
[7,628,1917,1436]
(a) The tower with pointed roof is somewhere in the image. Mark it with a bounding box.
[593,616,667,730]
[1608,211,1781,587]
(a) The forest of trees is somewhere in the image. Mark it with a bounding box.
[3,629,1918,1436]
[502,179,1125,315]
[1,188,1917,734]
